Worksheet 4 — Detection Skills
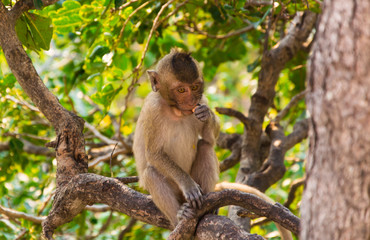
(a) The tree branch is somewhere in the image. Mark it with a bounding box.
[184,24,254,40]
[0,205,45,224]
[216,107,252,129]
[169,189,300,239]
[274,90,307,122]
[284,119,309,151]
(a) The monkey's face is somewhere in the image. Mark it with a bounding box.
[166,79,204,115]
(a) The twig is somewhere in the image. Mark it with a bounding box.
[110,143,118,177]
[117,0,138,10]
[184,24,254,40]
[118,218,137,240]
[4,131,50,141]
[156,0,189,27]
[244,0,273,7]
[38,191,55,215]
[263,0,275,52]
[0,205,45,224]
[15,229,28,240]
[88,148,129,168]
[5,95,39,112]
[84,122,118,145]
[113,0,153,50]
[215,107,251,129]
[274,90,307,122]
[120,0,175,116]
[284,178,305,208]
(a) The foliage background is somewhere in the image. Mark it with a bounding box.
[0,0,318,239]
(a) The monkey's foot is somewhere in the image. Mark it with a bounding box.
[177,202,197,222]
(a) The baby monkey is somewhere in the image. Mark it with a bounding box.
[133,49,220,228]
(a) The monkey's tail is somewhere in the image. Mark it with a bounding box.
[215,182,293,240]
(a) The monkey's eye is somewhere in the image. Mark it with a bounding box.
[177,88,186,93]
[191,85,199,91]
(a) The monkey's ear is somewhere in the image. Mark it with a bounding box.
[147,70,160,92]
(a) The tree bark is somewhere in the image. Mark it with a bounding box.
[301,0,370,239]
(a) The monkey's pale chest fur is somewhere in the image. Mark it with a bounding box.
[163,114,203,173]
[133,92,205,176]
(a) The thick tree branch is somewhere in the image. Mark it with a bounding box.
[169,189,300,239]
[217,132,242,172]
[284,119,309,151]
[229,11,316,231]
[216,107,252,129]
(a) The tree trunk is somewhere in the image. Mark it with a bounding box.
[301,0,370,239]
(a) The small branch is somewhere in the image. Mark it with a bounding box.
[117,0,138,10]
[284,178,305,208]
[114,0,153,50]
[88,148,129,168]
[184,24,254,40]
[244,122,286,191]
[216,107,251,129]
[156,0,189,27]
[38,192,55,216]
[118,218,137,240]
[274,90,307,122]
[0,138,55,157]
[284,118,309,152]
[5,95,40,112]
[9,0,59,23]
[244,0,273,7]
[0,205,45,224]
[84,122,118,146]
[217,133,243,172]
[120,0,174,116]
[4,131,50,141]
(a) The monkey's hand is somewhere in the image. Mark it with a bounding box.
[177,202,197,222]
[182,181,204,209]
[193,104,211,122]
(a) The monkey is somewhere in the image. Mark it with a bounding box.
[215,182,293,240]
[133,49,220,229]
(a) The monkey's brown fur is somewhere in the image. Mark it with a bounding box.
[133,49,220,228]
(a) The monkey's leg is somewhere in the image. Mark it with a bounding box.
[143,166,182,227]
[191,139,219,194]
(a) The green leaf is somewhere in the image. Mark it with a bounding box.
[91,84,122,109]
[251,7,271,29]
[247,58,261,73]
[0,74,17,94]
[25,13,53,50]
[9,138,24,163]
[89,45,110,61]
[115,0,125,9]
[33,0,43,9]
[48,0,82,34]
[15,13,53,51]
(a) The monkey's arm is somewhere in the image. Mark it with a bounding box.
[199,107,220,146]
[146,147,203,209]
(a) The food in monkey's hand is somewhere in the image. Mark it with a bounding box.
[192,104,201,113]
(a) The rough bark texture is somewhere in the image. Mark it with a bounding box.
[229,11,317,231]
[301,0,370,239]
[0,2,303,239]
